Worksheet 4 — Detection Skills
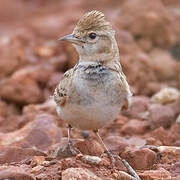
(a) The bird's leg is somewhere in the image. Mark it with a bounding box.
[94,130,141,180]
[94,130,115,163]
[66,124,81,156]
[51,124,81,159]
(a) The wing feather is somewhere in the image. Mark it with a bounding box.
[53,68,74,106]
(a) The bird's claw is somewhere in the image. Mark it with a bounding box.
[101,150,116,164]
[67,141,81,156]
[101,151,141,180]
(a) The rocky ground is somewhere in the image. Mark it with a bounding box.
[0,0,180,179]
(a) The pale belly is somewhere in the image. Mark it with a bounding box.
[57,103,120,130]
[56,62,124,130]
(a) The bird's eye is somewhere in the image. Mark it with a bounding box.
[89,33,96,39]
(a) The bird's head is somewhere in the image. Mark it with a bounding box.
[60,10,119,62]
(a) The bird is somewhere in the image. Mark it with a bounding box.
[54,10,132,162]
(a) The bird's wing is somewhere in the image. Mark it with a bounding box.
[106,61,132,110]
[54,68,74,106]
[118,71,132,110]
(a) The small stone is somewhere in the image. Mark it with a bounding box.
[30,156,45,167]
[116,171,136,180]
[0,167,34,180]
[31,165,44,174]
[157,146,180,160]
[170,162,180,178]
[121,148,157,170]
[150,127,174,145]
[121,119,150,135]
[35,45,55,58]
[41,161,50,167]
[49,160,57,165]
[75,138,104,156]
[81,155,102,165]
[0,113,62,151]
[100,156,111,167]
[139,168,171,180]
[151,87,180,105]
[104,136,130,154]
[62,168,102,180]
[146,137,163,146]
[112,172,118,178]
[128,96,150,119]
[148,104,176,129]
[0,146,46,164]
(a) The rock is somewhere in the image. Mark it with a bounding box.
[129,96,150,119]
[146,137,163,146]
[104,136,130,154]
[148,104,176,129]
[0,71,43,105]
[112,170,136,180]
[0,166,34,180]
[168,96,180,116]
[117,0,177,48]
[41,160,51,167]
[114,115,129,128]
[14,64,54,85]
[120,52,158,95]
[157,146,180,153]
[0,36,27,79]
[47,72,63,90]
[157,146,180,164]
[105,136,147,155]
[62,167,102,180]
[151,87,180,105]
[0,146,46,164]
[30,165,44,174]
[170,162,180,178]
[49,55,67,72]
[74,138,104,156]
[0,113,62,151]
[149,49,178,81]
[126,137,147,148]
[22,99,57,123]
[30,156,45,167]
[174,140,180,147]
[169,124,180,146]
[0,101,23,132]
[139,168,171,180]
[150,127,174,146]
[80,155,102,165]
[121,119,150,135]
[35,45,56,58]
[0,63,55,104]
[121,148,157,170]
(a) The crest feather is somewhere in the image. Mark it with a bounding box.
[76,10,112,32]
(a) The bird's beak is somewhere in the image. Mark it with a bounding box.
[58,34,84,45]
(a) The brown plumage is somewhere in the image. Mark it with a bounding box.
[75,10,113,32]
[53,11,135,172]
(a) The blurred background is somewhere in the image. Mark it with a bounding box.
[0,0,180,178]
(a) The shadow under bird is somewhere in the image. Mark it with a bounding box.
[54,10,140,180]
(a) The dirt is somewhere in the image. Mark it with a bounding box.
[0,0,179,179]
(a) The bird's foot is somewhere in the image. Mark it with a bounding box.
[101,150,141,180]
[67,140,81,156]
[51,141,81,159]
[101,150,116,164]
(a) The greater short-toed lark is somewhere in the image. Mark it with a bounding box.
[54,10,132,160]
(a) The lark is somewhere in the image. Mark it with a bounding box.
[54,11,132,161]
